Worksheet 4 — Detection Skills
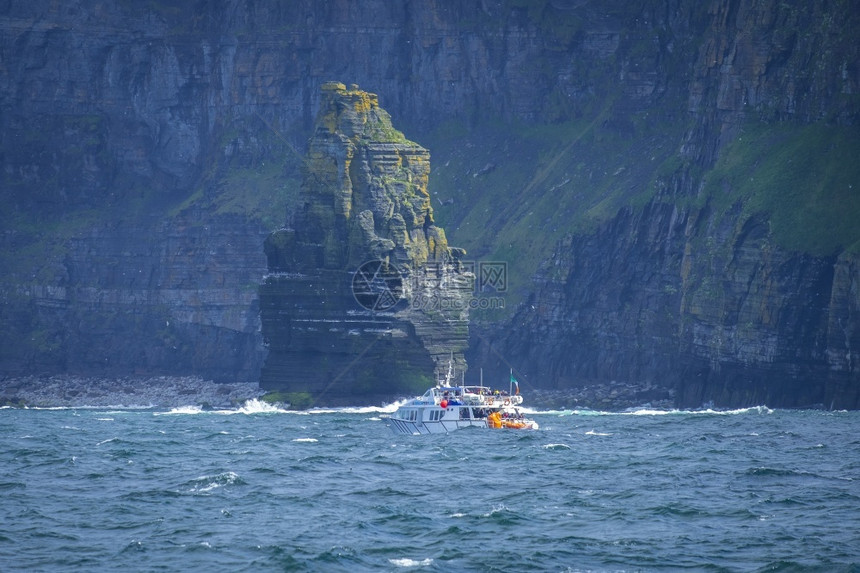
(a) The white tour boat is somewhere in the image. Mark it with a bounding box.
[387,372,539,434]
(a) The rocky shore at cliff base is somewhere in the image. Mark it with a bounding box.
[526,382,676,411]
[0,375,264,409]
[0,374,675,411]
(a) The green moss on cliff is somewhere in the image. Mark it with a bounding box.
[425,112,857,327]
[364,115,410,144]
[170,124,302,230]
[703,122,860,256]
[216,163,299,230]
[425,111,685,314]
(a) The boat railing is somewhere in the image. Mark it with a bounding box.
[430,386,523,408]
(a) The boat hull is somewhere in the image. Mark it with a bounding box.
[387,418,489,435]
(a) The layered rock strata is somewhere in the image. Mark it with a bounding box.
[1,211,267,383]
[259,83,470,406]
[473,199,860,410]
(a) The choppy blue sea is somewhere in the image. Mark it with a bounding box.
[1,401,859,572]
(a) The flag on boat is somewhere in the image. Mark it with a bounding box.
[510,373,519,395]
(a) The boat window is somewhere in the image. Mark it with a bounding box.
[459,407,470,420]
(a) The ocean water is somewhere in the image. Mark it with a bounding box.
[1,402,859,572]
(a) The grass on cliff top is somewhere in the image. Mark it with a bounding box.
[701,122,860,256]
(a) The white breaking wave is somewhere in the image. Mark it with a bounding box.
[152,399,290,416]
[154,405,203,416]
[546,406,775,417]
[389,557,433,567]
[543,443,572,450]
[585,429,612,436]
[236,399,288,414]
[188,471,241,494]
[309,404,398,414]
[622,406,774,416]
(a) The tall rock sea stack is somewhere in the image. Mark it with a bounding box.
[259,83,470,406]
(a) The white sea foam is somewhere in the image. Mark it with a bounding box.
[160,401,400,416]
[151,400,291,416]
[585,429,612,436]
[308,403,403,415]
[237,398,288,414]
[377,399,410,414]
[549,405,777,417]
[93,405,158,412]
[622,408,678,415]
[292,437,318,443]
[538,405,778,417]
[549,408,601,416]
[144,399,414,417]
[543,443,571,450]
[154,405,203,416]
[28,404,157,411]
[389,557,433,567]
[190,471,240,494]
[485,504,508,517]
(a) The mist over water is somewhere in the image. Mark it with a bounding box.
[2,401,858,572]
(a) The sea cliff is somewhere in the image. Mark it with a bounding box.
[1,1,858,408]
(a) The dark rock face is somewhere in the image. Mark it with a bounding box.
[469,0,860,410]
[476,203,860,410]
[259,83,470,405]
[1,211,268,382]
